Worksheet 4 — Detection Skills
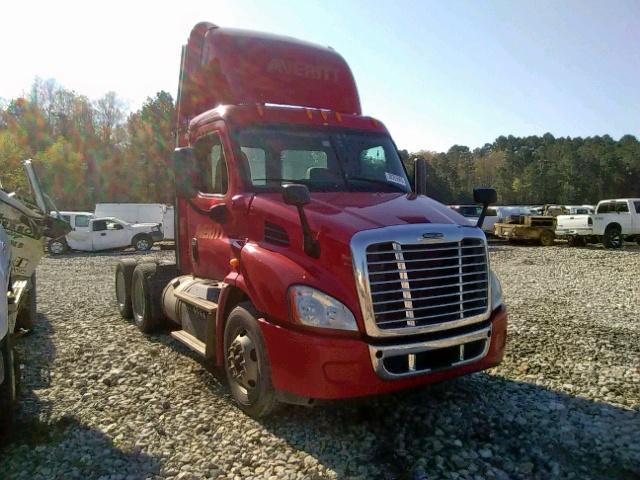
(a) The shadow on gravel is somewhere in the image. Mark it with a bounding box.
[0,313,162,480]
[256,374,639,480]
[0,415,161,479]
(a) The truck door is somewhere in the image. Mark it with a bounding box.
[615,201,633,233]
[92,220,129,250]
[186,131,236,280]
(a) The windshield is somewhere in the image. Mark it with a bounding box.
[236,127,411,193]
[454,206,483,217]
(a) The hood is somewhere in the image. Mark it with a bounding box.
[251,192,473,246]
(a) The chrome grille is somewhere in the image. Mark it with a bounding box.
[365,238,489,331]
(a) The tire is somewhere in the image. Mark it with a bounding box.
[539,230,555,246]
[47,238,67,255]
[15,273,37,331]
[133,235,153,252]
[131,263,175,333]
[0,335,19,434]
[224,302,277,418]
[115,259,138,319]
[603,225,623,249]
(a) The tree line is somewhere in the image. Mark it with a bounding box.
[1,79,638,209]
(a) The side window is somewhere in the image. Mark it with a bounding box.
[61,215,71,224]
[635,201,640,214]
[597,203,611,214]
[242,147,267,186]
[281,150,328,180]
[92,220,107,232]
[194,133,229,194]
[616,202,629,213]
[75,215,90,228]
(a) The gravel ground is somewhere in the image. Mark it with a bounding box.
[0,244,638,480]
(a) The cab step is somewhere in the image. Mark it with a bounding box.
[170,329,207,356]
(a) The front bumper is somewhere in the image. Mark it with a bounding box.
[260,306,507,400]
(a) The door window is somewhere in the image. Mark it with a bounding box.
[75,215,90,228]
[597,202,614,214]
[106,221,124,230]
[194,133,229,194]
[634,201,640,214]
[92,220,107,232]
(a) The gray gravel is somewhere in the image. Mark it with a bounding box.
[1,244,639,480]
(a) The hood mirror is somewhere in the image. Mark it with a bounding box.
[282,183,310,206]
[473,187,497,229]
[282,184,319,258]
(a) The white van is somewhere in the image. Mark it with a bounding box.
[94,204,174,240]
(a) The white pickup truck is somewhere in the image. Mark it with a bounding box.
[48,217,163,254]
[556,198,640,248]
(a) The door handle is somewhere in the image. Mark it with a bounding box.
[100,232,106,236]
[191,238,199,263]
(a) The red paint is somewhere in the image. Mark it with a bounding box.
[175,22,508,401]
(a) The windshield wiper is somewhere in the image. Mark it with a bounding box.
[346,176,408,192]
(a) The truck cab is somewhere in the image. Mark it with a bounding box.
[115,22,508,417]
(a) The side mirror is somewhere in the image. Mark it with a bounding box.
[413,157,427,196]
[174,147,198,198]
[473,188,497,229]
[282,184,311,206]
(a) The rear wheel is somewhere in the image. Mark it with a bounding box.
[224,303,276,418]
[115,259,138,319]
[133,235,153,252]
[603,225,623,249]
[539,230,555,246]
[131,263,175,333]
[0,335,19,433]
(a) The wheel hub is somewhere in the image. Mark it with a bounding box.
[227,331,258,392]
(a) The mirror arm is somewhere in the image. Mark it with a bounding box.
[296,206,320,258]
[476,207,488,229]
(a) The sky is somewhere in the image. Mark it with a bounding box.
[1,0,639,152]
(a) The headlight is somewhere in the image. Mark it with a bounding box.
[288,285,358,331]
[490,270,503,309]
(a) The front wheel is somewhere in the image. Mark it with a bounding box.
[0,335,19,433]
[224,303,277,418]
[603,226,623,249]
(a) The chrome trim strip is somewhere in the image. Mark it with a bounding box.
[367,325,492,380]
[351,224,491,338]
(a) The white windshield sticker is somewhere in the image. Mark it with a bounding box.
[385,172,407,186]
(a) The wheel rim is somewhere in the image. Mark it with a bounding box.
[136,239,150,251]
[50,241,64,254]
[608,230,622,247]
[227,329,259,396]
[116,270,126,308]
[132,276,145,325]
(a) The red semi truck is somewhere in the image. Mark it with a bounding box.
[115,22,507,417]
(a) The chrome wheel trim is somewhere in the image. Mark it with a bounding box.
[227,329,259,395]
[136,239,150,251]
[50,241,64,254]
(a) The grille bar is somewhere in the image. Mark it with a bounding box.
[365,237,489,332]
